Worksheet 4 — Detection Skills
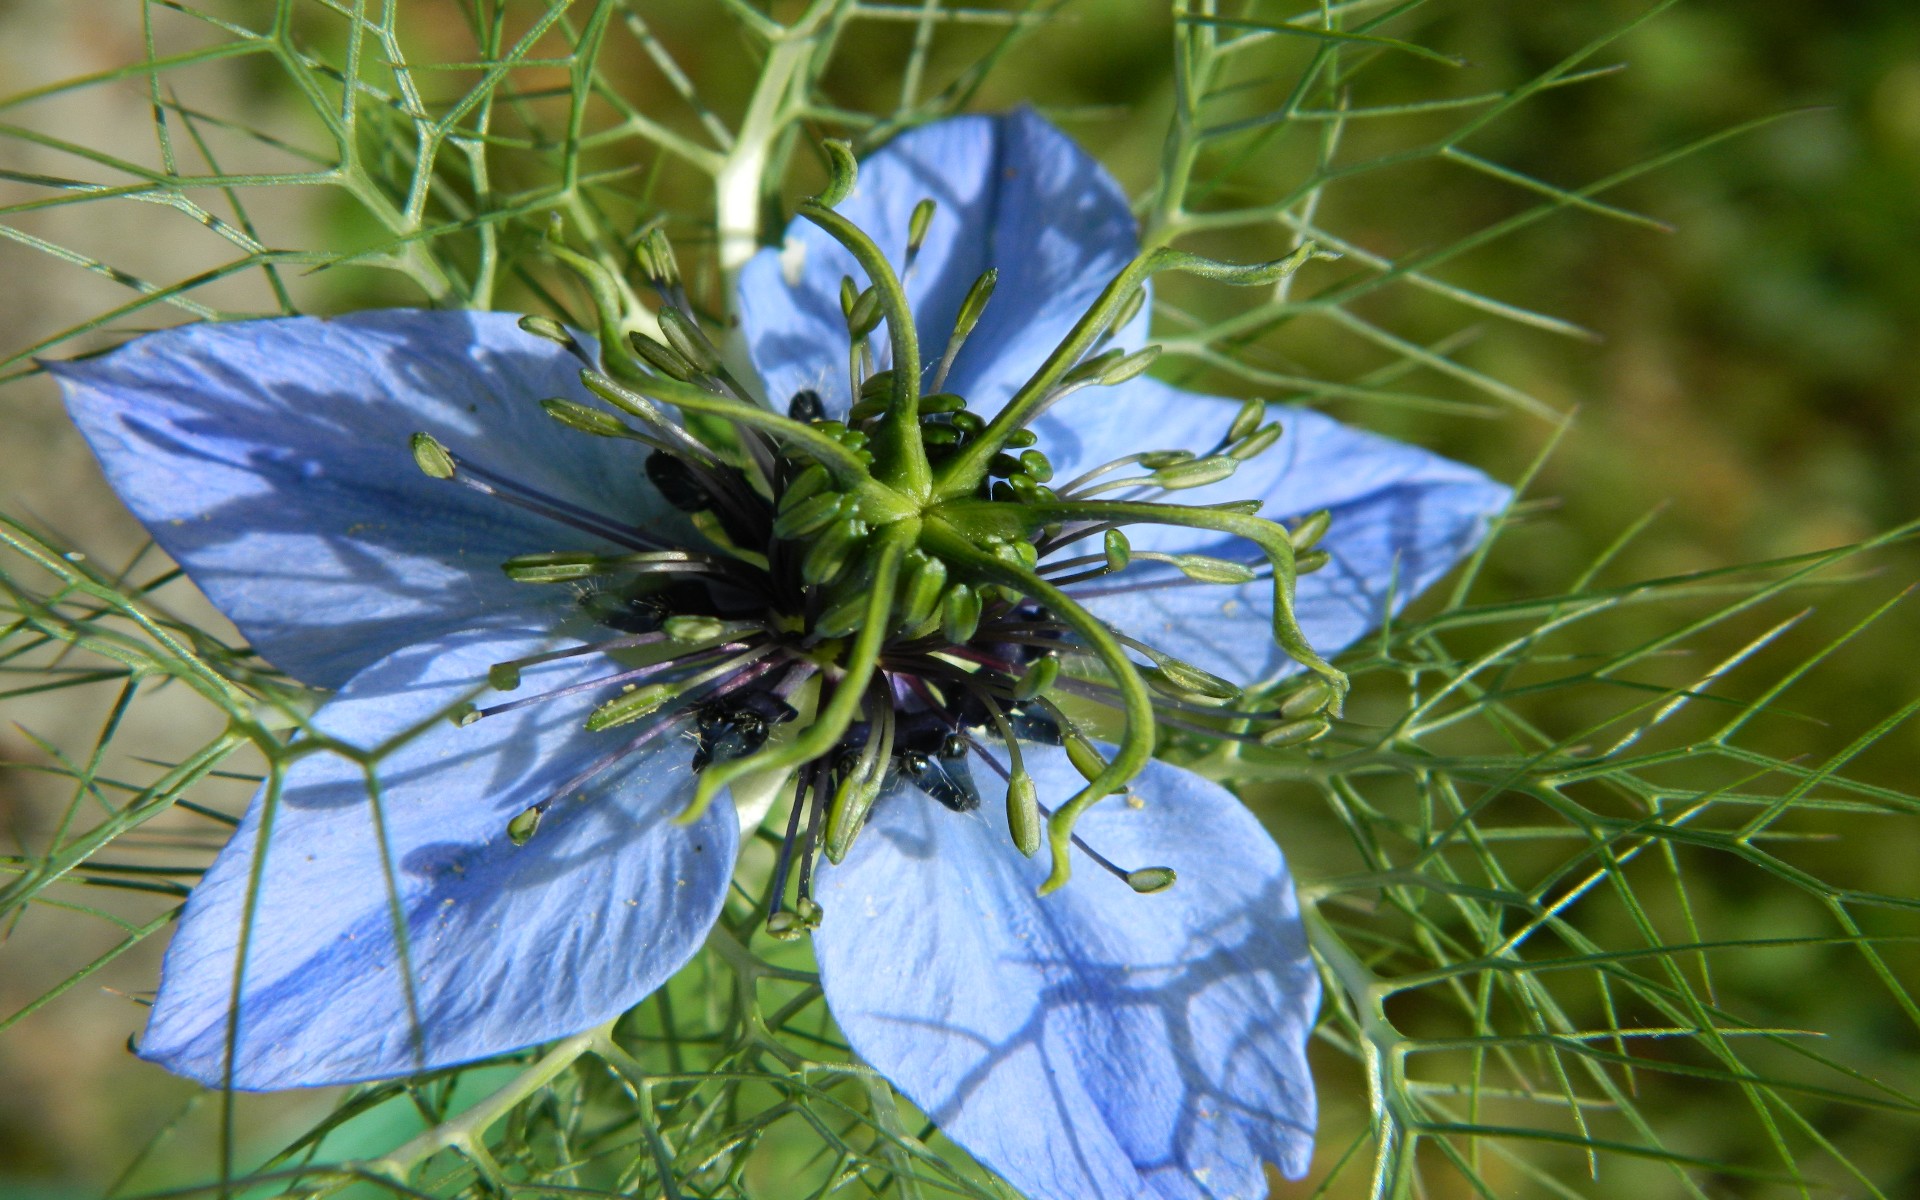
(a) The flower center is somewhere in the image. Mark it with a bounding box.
[408,159,1349,923]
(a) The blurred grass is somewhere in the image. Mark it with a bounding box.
[1,0,1917,1196]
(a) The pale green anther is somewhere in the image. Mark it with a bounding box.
[1007,772,1041,857]
[815,139,858,208]
[1126,866,1177,894]
[1281,677,1334,719]
[1144,656,1240,701]
[1229,422,1284,461]
[410,432,456,480]
[639,228,679,287]
[1166,553,1259,585]
[1291,509,1332,551]
[802,518,866,586]
[1227,397,1265,444]
[1014,654,1059,701]
[778,464,832,514]
[907,198,936,256]
[765,911,804,941]
[839,275,858,318]
[921,392,966,413]
[1137,449,1194,469]
[1063,732,1108,784]
[900,552,949,627]
[1104,529,1132,571]
[941,584,981,644]
[663,614,729,643]
[541,398,629,438]
[517,314,575,347]
[1098,344,1162,386]
[1111,285,1146,332]
[627,331,698,382]
[657,308,719,374]
[796,896,823,928]
[586,682,673,732]
[824,766,885,864]
[1296,548,1331,574]
[1019,449,1054,483]
[814,592,867,639]
[489,662,522,692]
[847,286,882,339]
[1065,347,1124,386]
[1204,499,1264,515]
[772,490,850,539]
[507,806,542,846]
[1260,717,1331,748]
[1151,456,1240,490]
[955,269,998,341]
[450,702,480,728]
[1005,429,1039,449]
[501,551,610,583]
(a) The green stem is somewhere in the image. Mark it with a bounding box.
[678,522,916,823]
[797,201,930,499]
[920,519,1154,894]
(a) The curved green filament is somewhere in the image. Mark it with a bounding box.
[933,242,1327,501]
[582,371,914,523]
[538,240,652,384]
[921,519,1155,895]
[797,202,931,500]
[1015,497,1350,711]
[676,521,915,824]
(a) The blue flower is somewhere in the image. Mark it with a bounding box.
[55,110,1507,1199]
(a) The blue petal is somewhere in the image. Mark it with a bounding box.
[54,310,680,689]
[139,623,735,1089]
[814,746,1318,1200]
[1040,379,1510,687]
[739,109,1147,418]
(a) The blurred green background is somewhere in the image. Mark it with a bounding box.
[2,1,1917,1196]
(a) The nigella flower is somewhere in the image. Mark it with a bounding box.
[55,111,1506,1199]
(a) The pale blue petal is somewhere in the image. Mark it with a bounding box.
[55,310,679,689]
[1042,379,1510,686]
[739,109,1147,418]
[815,746,1318,1200]
[139,623,735,1089]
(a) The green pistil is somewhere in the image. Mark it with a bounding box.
[798,201,930,500]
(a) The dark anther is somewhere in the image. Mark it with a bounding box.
[690,699,779,772]
[900,748,980,812]
[788,389,825,423]
[646,450,710,512]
